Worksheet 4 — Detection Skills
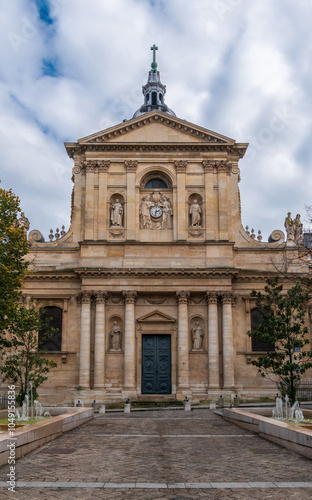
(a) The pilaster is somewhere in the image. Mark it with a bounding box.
[175,161,187,241]
[221,292,236,389]
[122,290,137,396]
[93,291,108,389]
[125,161,138,240]
[206,291,220,389]
[176,290,190,395]
[78,291,93,389]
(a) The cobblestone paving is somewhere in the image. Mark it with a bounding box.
[0,409,312,499]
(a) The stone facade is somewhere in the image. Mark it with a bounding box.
[21,108,311,405]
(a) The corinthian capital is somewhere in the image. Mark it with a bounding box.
[95,290,108,303]
[174,160,188,172]
[206,291,219,304]
[125,160,138,172]
[77,291,93,305]
[220,292,236,305]
[176,290,190,304]
[122,290,137,304]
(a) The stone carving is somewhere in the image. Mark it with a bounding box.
[109,322,122,351]
[191,321,204,350]
[139,191,172,230]
[294,214,303,245]
[18,212,30,233]
[189,200,201,227]
[284,212,303,245]
[110,199,123,227]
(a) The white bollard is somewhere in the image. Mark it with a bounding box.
[99,405,106,414]
[209,401,216,410]
[124,403,131,413]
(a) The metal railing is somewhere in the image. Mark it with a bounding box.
[0,394,8,410]
[297,380,312,401]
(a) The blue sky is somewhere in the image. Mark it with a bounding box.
[1,0,312,240]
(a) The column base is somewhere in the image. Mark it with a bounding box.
[122,388,137,400]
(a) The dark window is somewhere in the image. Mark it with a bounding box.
[152,92,157,105]
[144,178,168,189]
[39,306,62,351]
[159,93,163,103]
[251,307,275,352]
[146,93,149,103]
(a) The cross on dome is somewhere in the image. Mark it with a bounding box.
[132,45,176,118]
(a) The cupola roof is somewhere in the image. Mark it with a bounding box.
[133,45,176,118]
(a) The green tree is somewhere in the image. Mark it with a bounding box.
[0,185,29,336]
[247,277,312,404]
[0,303,57,404]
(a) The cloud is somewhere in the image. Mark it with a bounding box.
[0,0,312,241]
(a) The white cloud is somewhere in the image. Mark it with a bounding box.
[0,0,312,242]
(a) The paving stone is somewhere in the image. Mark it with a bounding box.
[0,409,312,498]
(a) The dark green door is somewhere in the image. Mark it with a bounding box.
[142,334,171,394]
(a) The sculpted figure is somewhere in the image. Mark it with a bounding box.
[161,195,173,229]
[109,321,122,350]
[111,199,123,226]
[284,212,294,241]
[191,321,204,350]
[18,212,30,233]
[140,196,152,229]
[294,214,303,244]
[190,200,201,227]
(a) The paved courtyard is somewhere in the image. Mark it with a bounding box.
[0,408,312,499]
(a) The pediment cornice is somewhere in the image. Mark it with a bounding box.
[65,112,248,159]
[137,310,176,323]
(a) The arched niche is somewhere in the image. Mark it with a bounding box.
[188,193,203,228]
[189,315,206,351]
[107,315,123,352]
[109,194,125,228]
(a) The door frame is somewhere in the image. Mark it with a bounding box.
[141,334,172,395]
[136,330,177,396]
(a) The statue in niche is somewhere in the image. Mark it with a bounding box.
[191,321,204,350]
[140,196,152,229]
[109,321,122,351]
[110,199,123,227]
[190,200,201,227]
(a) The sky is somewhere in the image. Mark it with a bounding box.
[1,0,312,242]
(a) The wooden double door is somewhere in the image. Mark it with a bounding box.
[141,334,171,394]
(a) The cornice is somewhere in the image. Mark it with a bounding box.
[25,272,78,281]
[73,268,239,278]
[65,143,246,158]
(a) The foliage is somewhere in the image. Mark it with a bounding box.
[0,303,57,404]
[0,185,29,336]
[247,276,312,404]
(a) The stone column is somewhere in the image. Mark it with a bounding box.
[79,291,93,389]
[122,291,137,394]
[206,292,220,389]
[222,292,235,389]
[175,161,187,241]
[125,161,138,241]
[176,290,190,393]
[93,291,108,389]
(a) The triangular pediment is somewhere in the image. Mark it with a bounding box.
[137,310,176,323]
[78,111,235,145]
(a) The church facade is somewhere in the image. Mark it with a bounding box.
[23,50,310,405]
